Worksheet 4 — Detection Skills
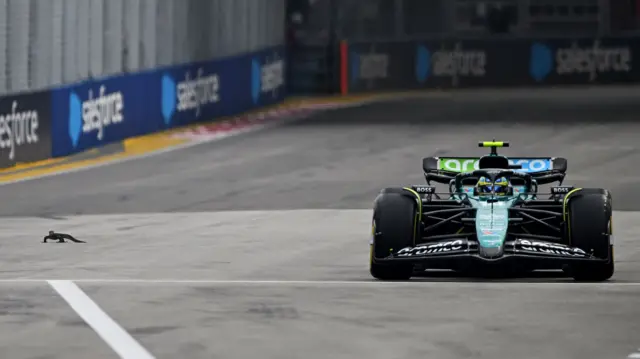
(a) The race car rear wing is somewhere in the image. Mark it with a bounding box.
[422,156,568,186]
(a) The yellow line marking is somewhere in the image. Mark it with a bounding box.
[0,157,68,173]
[0,135,190,183]
[0,93,407,183]
[122,133,186,154]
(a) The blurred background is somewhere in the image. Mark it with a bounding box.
[287,0,639,42]
[0,0,638,167]
[286,0,640,93]
[0,0,284,95]
[1,0,635,96]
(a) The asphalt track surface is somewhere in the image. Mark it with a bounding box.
[1,87,640,358]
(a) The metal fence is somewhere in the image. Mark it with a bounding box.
[0,0,285,97]
[299,0,637,43]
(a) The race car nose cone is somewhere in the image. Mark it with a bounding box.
[479,246,504,259]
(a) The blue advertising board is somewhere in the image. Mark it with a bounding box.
[527,38,640,85]
[51,72,159,157]
[51,45,286,157]
[250,47,286,107]
[158,46,286,129]
[346,37,640,94]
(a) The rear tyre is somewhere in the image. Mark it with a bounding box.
[566,189,614,281]
[370,191,417,280]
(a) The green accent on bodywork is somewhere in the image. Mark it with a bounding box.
[439,157,480,172]
[369,219,376,263]
[610,215,613,235]
[562,187,582,243]
[562,188,582,221]
[402,187,422,245]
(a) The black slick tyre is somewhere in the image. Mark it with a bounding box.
[566,189,614,281]
[369,191,417,280]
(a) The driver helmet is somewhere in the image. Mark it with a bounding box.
[476,176,510,195]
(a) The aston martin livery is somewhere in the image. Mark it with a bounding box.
[369,141,614,281]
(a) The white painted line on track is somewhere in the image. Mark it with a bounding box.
[48,280,156,359]
[628,352,640,359]
[0,279,635,287]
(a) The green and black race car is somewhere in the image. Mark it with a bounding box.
[369,141,614,281]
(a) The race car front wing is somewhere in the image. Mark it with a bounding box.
[374,237,609,268]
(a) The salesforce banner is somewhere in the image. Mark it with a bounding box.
[527,38,640,85]
[51,45,286,157]
[345,37,640,93]
[347,39,529,92]
[0,90,52,168]
[51,73,153,157]
[160,46,285,129]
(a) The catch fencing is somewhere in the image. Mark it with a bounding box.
[303,0,633,42]
[286,0,640,94]
[0,0,285,96]
[0,0,287,168]
[289,0,640,94]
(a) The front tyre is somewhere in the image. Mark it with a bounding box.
[566,189,614,281]
[370,192,417,280]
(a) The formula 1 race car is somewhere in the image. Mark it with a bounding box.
[369,141,614,281]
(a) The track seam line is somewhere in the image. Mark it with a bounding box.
[48,280,156,359]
